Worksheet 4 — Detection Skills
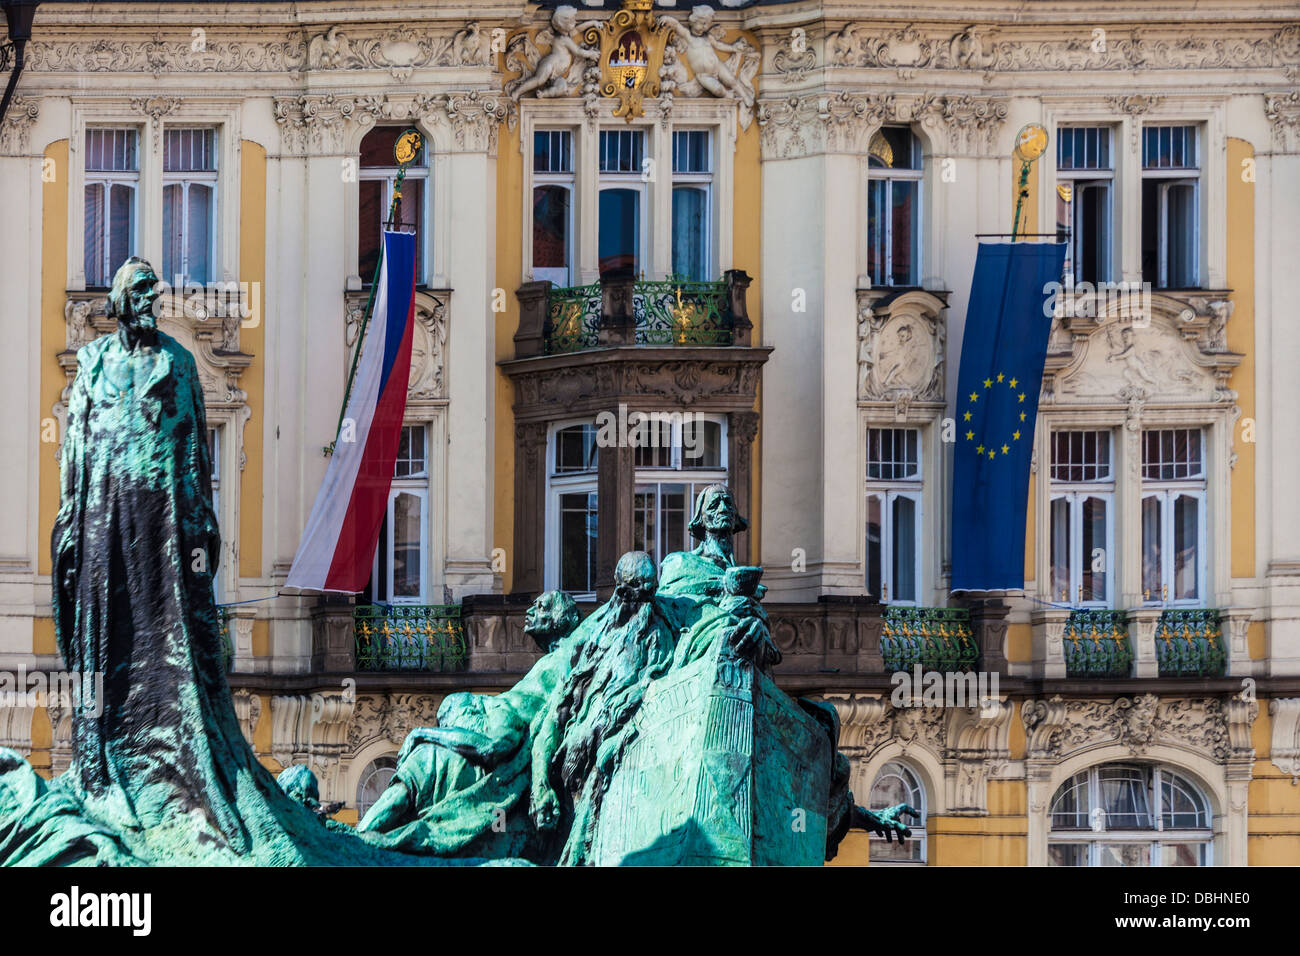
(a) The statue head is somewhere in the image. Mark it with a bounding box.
[688,5,713,34]
[524,589,581,651]
[106,256,162,335]
[553,4,578,33]
[276,763,321,811]
[610,550,657,624]
[687,483,748,540]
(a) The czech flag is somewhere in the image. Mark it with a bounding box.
[286,230,417,593]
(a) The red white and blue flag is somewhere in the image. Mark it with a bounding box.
[286,230,418,593]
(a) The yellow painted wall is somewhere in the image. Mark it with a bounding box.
[494,116,522,593]
[931,780,1028,865]
[38,140,68,579]
[238,142,266,578]
[1248,701,1300,864]
[1006,621,1031,663]
[1226,138,1255,580]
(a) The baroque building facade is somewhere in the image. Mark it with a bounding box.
[1,0,1298,865]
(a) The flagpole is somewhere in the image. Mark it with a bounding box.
[331,128,423,451]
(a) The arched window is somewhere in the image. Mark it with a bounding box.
[867,126,922,287]
[867,760,927,864]
[1048,763,1212,866]
[359,126,429,283]
[355,755,398,818]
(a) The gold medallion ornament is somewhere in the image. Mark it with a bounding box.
[393,128,423,166]
[1014,122,1049,163]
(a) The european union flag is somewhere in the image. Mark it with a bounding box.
[951,242,1066,592]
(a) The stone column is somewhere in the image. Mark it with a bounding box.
[513,280,552,358]
[728,409,760,566]
[963,597,1010,675]
[598,272,637,347]
[597,441,635,600]
[1127,607,1162,678]
[725,268,753,346]
[512,421,548,596]
[1031,607,1069,678]
[310,595,356,673]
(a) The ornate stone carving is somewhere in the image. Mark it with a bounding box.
[772,28,817,83]
[1268,698,1300,783]
[1265,90,1300,151]
[946,700,1014,814]
[232,688,263,747]
[274,93,357,154]
[305,22,491,78]
[346,693,443,752]
[504,6,603,102]
[658,7,760,127]
[857,289,947,410]
[1021,694,1257,763]
[0,96,38,153]
[345,290,448,401]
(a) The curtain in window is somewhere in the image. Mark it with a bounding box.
[671,186,707,280]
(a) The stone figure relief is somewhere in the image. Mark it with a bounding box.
[505,5,602,101]
[1055,316,1216,403]
[657,6,758,108]
[857,295,946,407]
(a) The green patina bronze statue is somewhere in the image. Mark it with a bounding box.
[0,257,914,865]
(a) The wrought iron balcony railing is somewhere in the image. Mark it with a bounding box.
[880,606,978,673]
[1156,608,1226,677]
[218,606,234,673]
[546,276,735,354]
[1063,609,1132,678]
[354,604,469,672]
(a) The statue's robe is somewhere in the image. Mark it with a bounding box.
[657,548,768,667]
[2,330,449,866]
[357,627,585,860]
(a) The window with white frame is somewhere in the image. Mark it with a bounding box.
[867,126,922,287]
[368,424,429,603]
[865,427,921,604]
[867,761,926,864]
[162,128,217,288]
[1049,430,1114,607]
[1141,125,1200,289]
[1055,126,1114,286]
[1048,764,1213,866]
[359,126,429,284]
[633,415,727,566]
[533,129,574,286]
[598,128,646,278]
[84,128,140,288]
[671,130,712,281]
[1141,428,1206,605]
[356,755,398,817]
[548,423,600,597]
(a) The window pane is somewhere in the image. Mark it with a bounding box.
[868,127,919,170]
[391,492,423,599]
[1051,430,1111,482]
[187,183,213,284]
[86,128,138,172]
[890,180,919,285]
[1097,844,1152,866]
[394,425,427,478]
[683,419,722,469]
[1140,178,1159,285]
[1142,429,1203,481]
[84,183,106,286]
[534,129,572,173]
[867,178,887,286]
[868,762,923,862]
[162,183,182,285]
[1160,843,1207,866]
[559,492,598,592]
[1077,181,1111,285]
[1161,774,1210,829]
[109,184,134,281]
[891,495,917,602]
[1173,493,1200,600]
[533,184,570,281]
[671,186,708,280]
[598,188,640,277]
[555,424,598,473]
[1050,497,1071,603]
[1050,772,1090,829]
[358,179,383,279]
[1099,767,1152,829]
[1048,844,1088,866]
[1080,496,1108,602]
[1166,183,1197,288]
[163,128,216,172]
[633,418,672,468]
[634,487,658,563]
[866,494,882,599]
[661,484,687,556]
[1142,496,1163,601]
[867,428,921,481]
[599,129,644,173]
[672,130,710,173]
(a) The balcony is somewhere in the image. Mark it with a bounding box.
[879,607,978,673]
[1155,609,1226,678]
[1062,609,1133,678]
[353,604,469,672]
[513,269,754,359]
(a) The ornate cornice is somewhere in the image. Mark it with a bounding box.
[756,90,1007,158]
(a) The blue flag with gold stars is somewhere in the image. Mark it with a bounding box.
[951,241,1066,591]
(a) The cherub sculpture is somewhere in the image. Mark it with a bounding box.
[657,5,757,107]
[505,5,601,101]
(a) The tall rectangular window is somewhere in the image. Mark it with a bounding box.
[84,128,139,288]
[1056,126,1114,285]
[371,424,429,603]
[867,127,922,287]
[598,129,645,278]
[1141,428,1206,605]
[1141,126,1200,289]
[533,129,574,286]
[162,128,217,287]
[549,423,599,597]
[359,126,429,283]
[1049,430,1114,606]
[633,417,726,566]
[671,130,712,281]
[865,427,922,603]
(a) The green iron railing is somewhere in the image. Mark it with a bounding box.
[880,607,978,673]
[1063,609,1132,678]
[1156,608,1225,677]
[544,276,734,354]
[354,604,469,672]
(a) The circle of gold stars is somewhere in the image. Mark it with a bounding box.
[964,372,1028,461]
